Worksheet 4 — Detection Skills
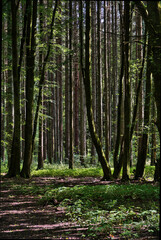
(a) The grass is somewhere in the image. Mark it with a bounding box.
[1,163,159,239]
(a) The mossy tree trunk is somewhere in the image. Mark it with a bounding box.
[81,0,112,180]
[122,1,131,181]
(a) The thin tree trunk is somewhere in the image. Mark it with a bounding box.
[37,0,44,169]
[96,1,103,141]
[104,0,109,162]
[6,5,13,165]
[69,0,74,169]
[65,0,69,164]
[73,1,79,155]
[32,0,58,152]
[79,0,86,166]
[91,0,97,163]
[0,0,2,161]
[122,1,131,181]
[113,34,124,178]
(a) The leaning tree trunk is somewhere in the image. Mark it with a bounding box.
[81,0,112,180]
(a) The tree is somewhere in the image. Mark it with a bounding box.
[79,0,86,166]
[21,0,38,178]
[65,0,70,163]
[7,0,21,177]
[135,36,151,179]
[0,0,2,162]
[113,6,125,178]
[122,1,131,181]
[96,1,103,141]
[37,0,44,170]
[134,1,161,181]
[69,0,74,169]
[81,0,112,180]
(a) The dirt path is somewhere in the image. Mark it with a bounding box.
[0,176,113,239]
[0,176,98,239]
[0,176,159,240]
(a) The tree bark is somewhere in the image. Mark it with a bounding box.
[69,0,74,169]
[81,0,112,180]
[135,37,151,179]
[8,0,21,177]
[21,0,37,178]
[122,1,131,181]
[96,1,103,141]
[65,0,69,164]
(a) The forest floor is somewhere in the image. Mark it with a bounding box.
[0,175,160,240]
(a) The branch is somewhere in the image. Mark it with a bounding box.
[133,1,157,36]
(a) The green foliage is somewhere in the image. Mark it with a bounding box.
[2,166,159,239]
[32,165,104,178]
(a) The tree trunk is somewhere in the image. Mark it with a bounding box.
[96,1,103,141]
[135,38,151,179]
[37,0,44,169]
[65,0,69,164]
[81,0,112,180]
[8,0,21,177]
[69,0,74,169]
[6,5,13,165]
[32,0,58,153]
[91,0,97,163]
[122,1,131,181]
[21,0,37,178]
[134,1,161,181]
[79,0,86,166]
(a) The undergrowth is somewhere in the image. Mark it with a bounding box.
[1,164,159,239]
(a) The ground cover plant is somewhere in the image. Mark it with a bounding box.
[1,165,160,239]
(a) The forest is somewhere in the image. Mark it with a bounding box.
[0,0,160,239]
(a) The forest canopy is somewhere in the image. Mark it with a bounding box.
[0,0,160,181]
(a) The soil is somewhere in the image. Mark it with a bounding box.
[0,176,159,240]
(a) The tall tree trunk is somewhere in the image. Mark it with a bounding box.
[135,37,151,179]
[21,0,37,178]
[81,0,112,180]
[0,0,2,161]
[37,0,44,169]
[6,4,13,165]
[107,1,112,153]
[134,1,161,181]
[136,11,144,162]
[122,1,131,181]
[91,0,97,163]
[112,1,117,147]
[104,0,110,162]
[69,0,74,169]
[32,0,58,153]
[79,0,86,166]
[96,1,103,141]
[8,0,21,177]
[73,1,79,155]
[113,24,124,178]
[55,2,63,163]
[65,0,69,163]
